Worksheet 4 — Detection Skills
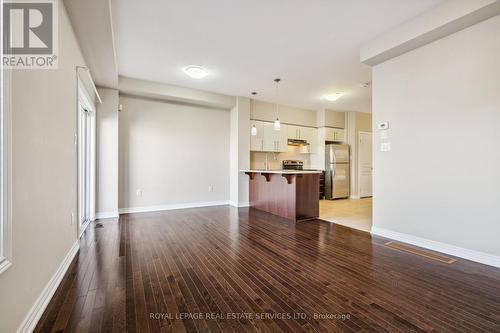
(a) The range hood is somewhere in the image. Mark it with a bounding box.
[288,139,309,146]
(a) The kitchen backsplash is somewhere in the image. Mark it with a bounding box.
[250,146,312,170]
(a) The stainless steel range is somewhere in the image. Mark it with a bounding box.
[282,160,304,170]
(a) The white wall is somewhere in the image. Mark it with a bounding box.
[96,88,119,218]
[119,96,230,211]
[250,99,316,127]
[323,109,346,128]
[0,1,88,332]
[372,15,500,261]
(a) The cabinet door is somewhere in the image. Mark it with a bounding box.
[263,122,288,152]
[276,124,288,152]
[325,128,336,141]
[250,120,264,151]
[334,128,345,142]
[287,125,300,140]
[325,128,345,142]
[262,122,274,151]
[299,127,314,143]
[300,127,318,153]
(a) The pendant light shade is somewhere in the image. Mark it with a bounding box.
[251,125,257,136]
[274,78,281,131]
[273,118,281,130]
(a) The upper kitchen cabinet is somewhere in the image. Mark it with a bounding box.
[299,127,317,146]
[287,125,317,142]
[263,122,288,152]
[250,120,287,152]
[250,120,265,151]
[299,127,318,154]
[287,125,301,140]
[325,127,345,142]
[287,125,318,154]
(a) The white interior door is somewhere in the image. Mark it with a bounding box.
[78,86,95,236]
[358,132,372,198]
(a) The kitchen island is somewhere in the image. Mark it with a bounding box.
[241,169,321,222]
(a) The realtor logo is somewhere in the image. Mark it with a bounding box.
[2,1,58,69]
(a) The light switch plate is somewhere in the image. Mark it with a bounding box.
[381,142,391,152]
[380,130,388,139]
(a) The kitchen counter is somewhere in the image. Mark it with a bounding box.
[240,169,322,174]
[241,169,320,222]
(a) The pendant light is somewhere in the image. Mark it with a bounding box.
[251,125,257,136]
[273,78,281,131]
[250,92,258,136]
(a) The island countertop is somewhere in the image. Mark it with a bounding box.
[240,169,322,174]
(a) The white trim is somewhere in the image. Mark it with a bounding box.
[119,200,230,214]
[371,227,500,269]
[76,66,102,104]
[95,211,119,219]
[229,201,250,208]
[0,20,13,274]
[77,80,97,237]
[16,241,80,333]
[0,258,12,275]
[78,219,91,238]
[349,195,360,200]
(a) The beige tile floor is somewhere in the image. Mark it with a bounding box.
[319,197,373,232]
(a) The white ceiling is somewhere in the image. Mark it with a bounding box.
[112,0,442,112]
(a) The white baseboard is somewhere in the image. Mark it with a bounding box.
[17,241,80,333]
[349,195,360,199]
[95,211,119,219]
[371,226,500,268]
[119,200,230,214]
[229,201,250,208]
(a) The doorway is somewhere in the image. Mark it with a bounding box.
[358,131,373,198]
[78,83,96,237]
[319,129,373,233]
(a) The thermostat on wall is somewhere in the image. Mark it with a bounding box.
[378,121,389,130]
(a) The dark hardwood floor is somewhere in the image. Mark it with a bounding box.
[35,206,500,332]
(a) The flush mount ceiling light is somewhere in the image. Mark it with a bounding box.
[324,92,344,102]
[183,65,209,79]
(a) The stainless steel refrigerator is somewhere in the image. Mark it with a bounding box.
[325,143,350,199]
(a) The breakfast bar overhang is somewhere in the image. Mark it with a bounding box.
[241,170,321,222]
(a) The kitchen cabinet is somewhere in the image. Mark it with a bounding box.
[288,125,316,142]
[299,127,318,154]
[287,125,302,140]
[250,120,265,151]
[263,122,288,152]
[250,120,287,152]
[300,127,317,145]
[325,127,345,142]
